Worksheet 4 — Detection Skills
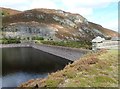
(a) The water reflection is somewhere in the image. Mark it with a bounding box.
[0,77,2,89]
[2,72,47,87]
[2,47,72,87]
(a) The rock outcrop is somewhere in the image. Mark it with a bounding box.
[1,8,119,41]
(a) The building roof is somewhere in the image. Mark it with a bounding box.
[92,36,105,43]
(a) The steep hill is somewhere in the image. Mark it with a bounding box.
[1,8,119,41]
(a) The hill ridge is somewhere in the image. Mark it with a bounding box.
[1,7,119,41]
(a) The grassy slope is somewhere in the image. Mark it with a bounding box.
[20,49,119,87]
[1,7,21,16]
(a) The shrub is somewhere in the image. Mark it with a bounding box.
[41,40,92,49]
[1,37,21,44]
[32,36,44,40]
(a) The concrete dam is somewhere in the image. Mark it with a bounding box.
[0,43,90,61]
[1,43,90,87]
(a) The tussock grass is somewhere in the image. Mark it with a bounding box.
[19,49,119,87]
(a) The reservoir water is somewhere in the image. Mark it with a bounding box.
[1,47,72,87]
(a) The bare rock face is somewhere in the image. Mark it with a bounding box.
[1,8,118,41]
[2,22,58,40]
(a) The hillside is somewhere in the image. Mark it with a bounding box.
[0,7,21,16]
[19,49,119,87]
[88,22,118,37]
[1,8,118,41]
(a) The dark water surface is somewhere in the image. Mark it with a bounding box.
[1,47,72,87]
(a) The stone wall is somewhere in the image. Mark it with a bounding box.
[32,43,89,61]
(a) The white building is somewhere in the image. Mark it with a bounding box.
[92,36,119,50]
[92,36,105,51]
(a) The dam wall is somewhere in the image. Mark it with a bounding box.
[0,43,90,61]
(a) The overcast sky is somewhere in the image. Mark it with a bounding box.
[0,0,119,32]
